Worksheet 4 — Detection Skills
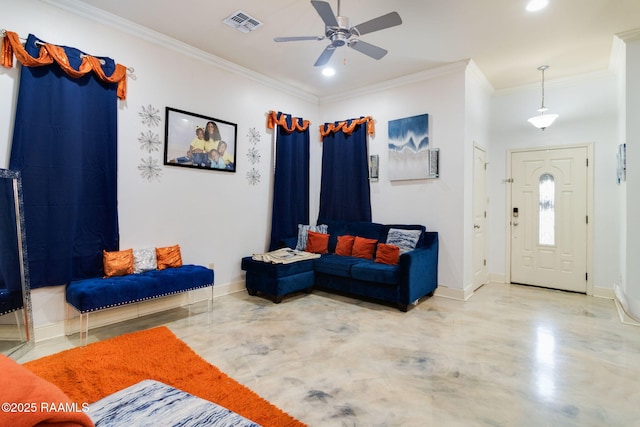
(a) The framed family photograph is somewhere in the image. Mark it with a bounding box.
[164,107,237,172]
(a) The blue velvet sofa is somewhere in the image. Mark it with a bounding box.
[243,220,438,311]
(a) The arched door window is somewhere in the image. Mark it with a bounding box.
[539,173,555,246]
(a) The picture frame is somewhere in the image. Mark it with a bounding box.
[164,107,237,172]
[369,154,379,181]
[388,113,430,181]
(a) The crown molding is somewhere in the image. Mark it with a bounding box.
[492,69,614,97]
[319,60,470,105]
[466,59,495,94]
[616,28,640,43]
[41,0,320,104]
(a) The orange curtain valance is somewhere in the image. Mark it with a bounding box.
[319,116,375,141]
[1,30,128,100]
[267,110,310,133]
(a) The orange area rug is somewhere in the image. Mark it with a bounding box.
[24,326,305,427]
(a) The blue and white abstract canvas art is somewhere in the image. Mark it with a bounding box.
[388,114,430,181]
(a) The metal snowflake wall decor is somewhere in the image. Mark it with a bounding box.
[139,104,161,127]
[137,104,163,181]
[245,127,262,185]
[247,127,261,144]
[246,146,261,165]
[246,168,261,186]
[138,156,162,181]
[138,130,162,153]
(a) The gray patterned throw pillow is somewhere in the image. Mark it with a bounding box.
[386,228,421,254]
[295,224,328,251]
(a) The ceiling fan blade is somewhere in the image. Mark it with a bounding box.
[314,45,336,67]
[274,36,323,42]
[352,12,402,36]
[349,40,388,60]
[311,0,339,27]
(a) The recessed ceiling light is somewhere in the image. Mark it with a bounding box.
[526,0,549,12]
[322,67,335,77]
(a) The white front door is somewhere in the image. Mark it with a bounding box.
[472,145,488,289]
[510,146,588,293]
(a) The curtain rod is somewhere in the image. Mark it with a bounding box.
[1,29,134,73]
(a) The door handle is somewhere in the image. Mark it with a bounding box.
[513,222,519,226]
[474,224,480,229]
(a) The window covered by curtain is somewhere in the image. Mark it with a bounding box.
[267,111,310,250]
[6,33,123,288]
[318,117,373,223]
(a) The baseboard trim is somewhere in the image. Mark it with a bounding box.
[592,286,615,299]
[434,284,475,301]
[34,280,246,342]
[614,298,640,327]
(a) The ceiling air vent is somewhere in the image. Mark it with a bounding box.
[223,10,264,33]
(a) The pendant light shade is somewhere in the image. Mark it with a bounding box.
[528,65,558,130]
[528,113,558,129]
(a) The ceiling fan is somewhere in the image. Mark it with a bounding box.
[274,0,402,67]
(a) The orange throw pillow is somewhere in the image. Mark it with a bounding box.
[0,355,95,427]
[156,245,183,270]
[375,243,400,265]
[103,249,134,277]
[352,236,377,260]
[306,230,329,254]
[335,235,356,256]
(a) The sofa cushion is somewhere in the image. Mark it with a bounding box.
[382,224,426,248]
[386,228,422,254]
[375,243,400,265]
[306,230,329,254]
[133,247,157,273]
[352,236,377,260]
[351,261,399,285]
[295,224,328,251]
[103,248,134,277]
[320,219,383,252]
[156,245,183,270]
[314,254,363,278]
[335,235,355,256]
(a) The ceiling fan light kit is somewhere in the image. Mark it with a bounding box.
[274,0,402,67]
[528,65,558,130]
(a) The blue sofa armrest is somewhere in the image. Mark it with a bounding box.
[397,232,438,305]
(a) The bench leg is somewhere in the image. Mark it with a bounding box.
[79,312,89,346]
[208,285,214,312]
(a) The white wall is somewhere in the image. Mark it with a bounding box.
[489,71,620,292]
[318,63,468,293]
[622,34,640,319]
[2,0,632,339]
[1,0,319,334]
[464,61,493,291]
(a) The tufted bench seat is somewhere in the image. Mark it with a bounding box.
[66,264,214,344]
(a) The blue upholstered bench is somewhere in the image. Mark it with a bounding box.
[66,265,214,343]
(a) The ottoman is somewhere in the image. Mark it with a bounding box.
[241,256,316,303]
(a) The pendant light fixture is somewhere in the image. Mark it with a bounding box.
[528,65,558,130]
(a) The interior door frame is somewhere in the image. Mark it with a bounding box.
[505,143,594,295]
[472,143,489,290]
